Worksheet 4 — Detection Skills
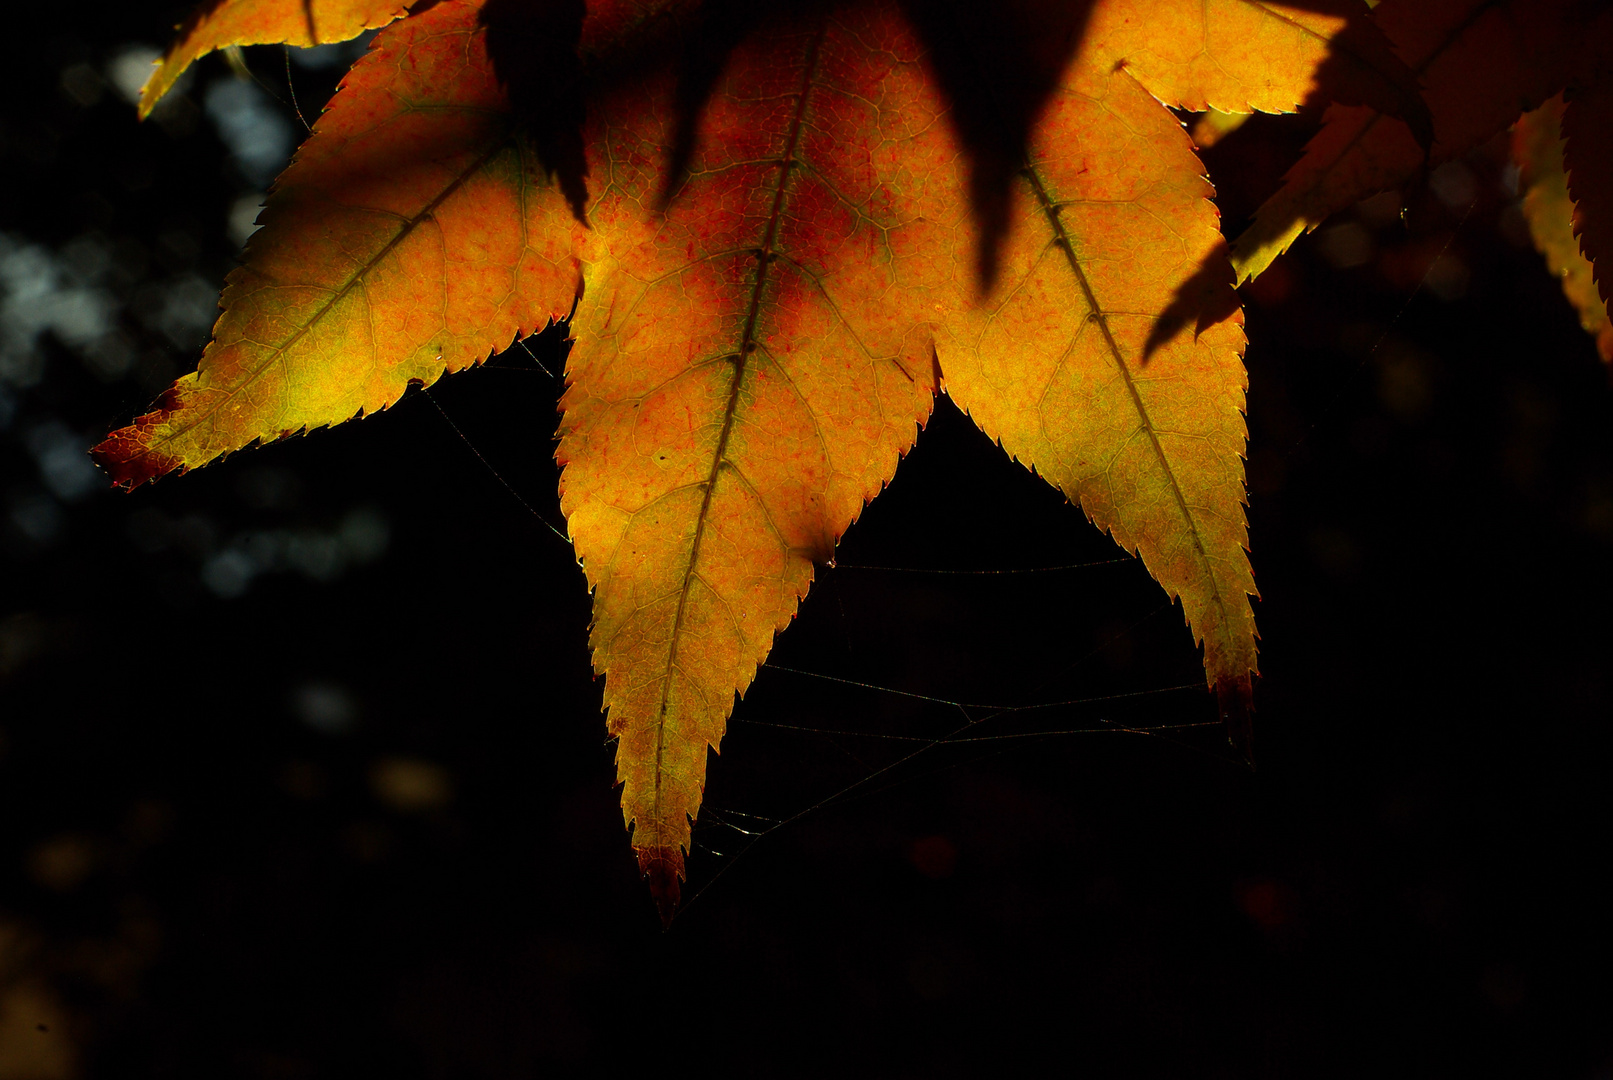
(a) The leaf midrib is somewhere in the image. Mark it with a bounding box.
[1019,146,1232,653]
[648,20,828,825]
[137,125,515,459]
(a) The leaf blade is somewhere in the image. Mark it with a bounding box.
[559,1,952,918]
[1562,75,1613,345]
[938,59,1259,751]
[96,0,582,489]
[139,0,413,118]
[1516,93,1613,362]
[1084,0,1427,134]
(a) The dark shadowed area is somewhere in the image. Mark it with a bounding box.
[2,1,1612,1077]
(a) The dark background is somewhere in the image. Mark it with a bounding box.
[3,2,1612,1076]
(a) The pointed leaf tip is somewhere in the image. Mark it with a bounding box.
[138,0,413,119]
[638,845,683,929]
[937,43,1259,731]
[90,435,178,492]
[107,0,583,490]
[91,382,194,490]
[562,2,942,920]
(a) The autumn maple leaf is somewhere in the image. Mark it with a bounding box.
[1514,94,1613,362]
[133,0,415,117]
[95,0,1423,921]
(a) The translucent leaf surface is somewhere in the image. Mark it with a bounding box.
[1563,75,1613,342]
[936,48,1257,759]
[96,0,582,487]
[1515,94,1613,362]
[99,0,1394,918]
[558,0,950,920]
[139,0,412,118]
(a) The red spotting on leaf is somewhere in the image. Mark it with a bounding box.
[558,0,949,916]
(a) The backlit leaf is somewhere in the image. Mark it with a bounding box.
[99,0,1396,918]
[1081,0,1428,127]
[96,0,583,488]
[1515,94,1613,362]
[558,0,950,921]
[1563,74,1613,341]
[139,0,413,118]
[936,43,1257,757]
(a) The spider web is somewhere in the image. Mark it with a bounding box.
[258,44,1487,924]
[416,328,1244,923]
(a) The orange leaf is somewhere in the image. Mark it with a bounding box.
[935,46,1257,759]
[1516,94,1613,362]
[139,0,414,118]
[1563,75,1613,341]
[95,0,582,488]
[560,0,1287,916]
[1232,0,1611,284]
[99,0,1371,918]
[1081,0,1428,130]
[558,0,948,921]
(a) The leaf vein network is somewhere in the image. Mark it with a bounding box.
[139,131,517,455]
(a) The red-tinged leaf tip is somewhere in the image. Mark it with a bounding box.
[90,409,188,490]
[104,0,582,495]
[637,845,683,929]
[1217,674,1255,768]
[89,439,167,491]
[566,3,942,922]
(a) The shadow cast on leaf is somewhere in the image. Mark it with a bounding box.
[1146,0,1434,359]
[476,0,1423,307]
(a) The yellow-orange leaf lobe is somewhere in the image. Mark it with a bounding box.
[95,0,581,488]
[1516,94,1613,362]
[559,1,951,918]
[1563,76,1613,331]
[100,0,1343,919]
[140,0,412,118]
[936,53,1256,754]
